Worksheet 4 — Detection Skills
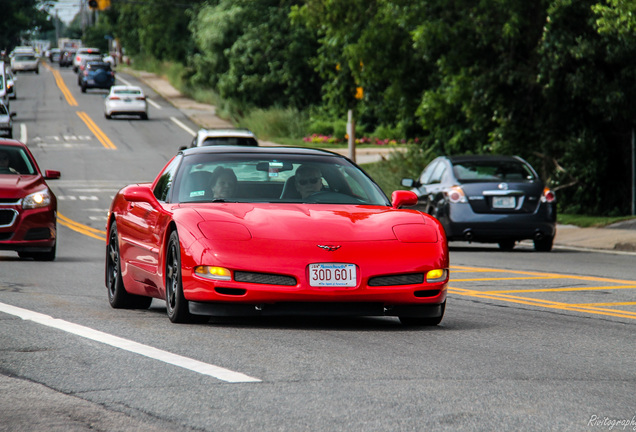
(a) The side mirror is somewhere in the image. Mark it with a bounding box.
[123,185,157,204]
[44,170,61,180]
[401,178,422,189]
[10,112,16,118]
[391,190,418,209]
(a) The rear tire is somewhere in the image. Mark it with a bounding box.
[106,221,152,309]
[498,240,515,251]
[534,235,554,252]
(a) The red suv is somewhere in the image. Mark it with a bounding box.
[0,139,61,260]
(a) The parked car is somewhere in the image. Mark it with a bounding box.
[189,128,259,148]
[0,139,61,260]
[6,68,16,100]
[106,146,449,325]
[78,61,114,93]
[104,85,148,119]
[10,53,39,74]
[72,47,101,72]
[48,48,61,63]
[402,154,557,251]
[0,100,15,138]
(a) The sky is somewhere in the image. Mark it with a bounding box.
[50,0,82,24]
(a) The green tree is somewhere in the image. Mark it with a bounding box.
[190,0,321,109]
[0,0,55,50]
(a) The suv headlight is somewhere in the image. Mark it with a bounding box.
[23,189,52,209]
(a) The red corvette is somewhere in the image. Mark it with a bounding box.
[0,139,60,260]
[106,146,449,325]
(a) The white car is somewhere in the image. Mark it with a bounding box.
[10,53,39,74]
[189,128,259,147]
[72,47,101,72]
[104,85,148,120]
[0,100,15,138]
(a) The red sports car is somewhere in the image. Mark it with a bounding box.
[106,146,449,325]
[0,139,60,260]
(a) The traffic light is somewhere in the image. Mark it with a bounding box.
[88,0,111,11]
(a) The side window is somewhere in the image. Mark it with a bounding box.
[419,160,439,185]
[428,163,447,184]
[153,156,181,202]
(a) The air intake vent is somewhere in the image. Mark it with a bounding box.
[234,271,297,286]
[368,273,424,287]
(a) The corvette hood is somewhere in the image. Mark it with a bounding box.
[190,203,435,242]
[0,176,45,200]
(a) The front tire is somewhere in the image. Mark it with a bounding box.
[399,302,445,327]
[106,221,152,309]
[165,230,207,323]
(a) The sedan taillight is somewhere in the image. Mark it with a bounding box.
[136,96,146,101]
[542,188,556,203]
[445,186,467,204]
[109,96,120,100]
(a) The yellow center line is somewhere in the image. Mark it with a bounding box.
[57,212,107,242]
[76,111,117,150]
[43,62,78,106]
[481,285,636,294]
[571,302,636,307]
[451,265,636,285]
[449,287,636,319]
[452,276,566,282]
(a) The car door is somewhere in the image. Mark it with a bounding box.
[119,157,180,293]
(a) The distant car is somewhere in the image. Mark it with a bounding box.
[0,100,15,138]
[106,146,449,325]
[189,128,259,148]
[72,47,101,72]
[59,49,76,67]
[78,61,115,93]
[6,68,16,100]
[104,85,148,119]
[402,155,557,251]
[76,54,103,78]
[48,48,61,63]
[10,53,39,74]
[0,139,61,260]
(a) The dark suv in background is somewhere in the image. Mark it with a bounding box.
[78,61,115,93]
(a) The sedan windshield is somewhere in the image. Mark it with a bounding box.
[168,153,390,206]
[0,147,36,175]
[453,160,536,183]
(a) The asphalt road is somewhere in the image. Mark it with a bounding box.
[1,63,635,432]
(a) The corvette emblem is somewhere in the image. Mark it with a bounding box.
[317,245,341,251]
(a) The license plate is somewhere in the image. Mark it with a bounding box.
[492,196,515,209]
[309,263,356,287]
[123,98,132,103]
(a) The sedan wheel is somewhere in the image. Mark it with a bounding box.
[534,235,554,252]
[106,221,152,309]
[165,230,207,324]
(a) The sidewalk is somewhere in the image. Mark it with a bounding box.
[125,69,636,254]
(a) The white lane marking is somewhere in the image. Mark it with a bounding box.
[115,75,133,86]
[171,116,197,136]
[146,98,161,109]
[0,302,261,383]
[20,123,27,144]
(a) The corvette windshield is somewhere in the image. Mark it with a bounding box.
[174,153,390,206]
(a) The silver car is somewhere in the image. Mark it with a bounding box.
[0,100,15,138]
[10,53,39,74]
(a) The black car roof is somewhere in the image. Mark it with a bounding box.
[447,154,523,164]
[181,145,344,158]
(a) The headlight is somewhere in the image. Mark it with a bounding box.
[426,269,448,283]
[23,189,52,209]
[194,266,232,281]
